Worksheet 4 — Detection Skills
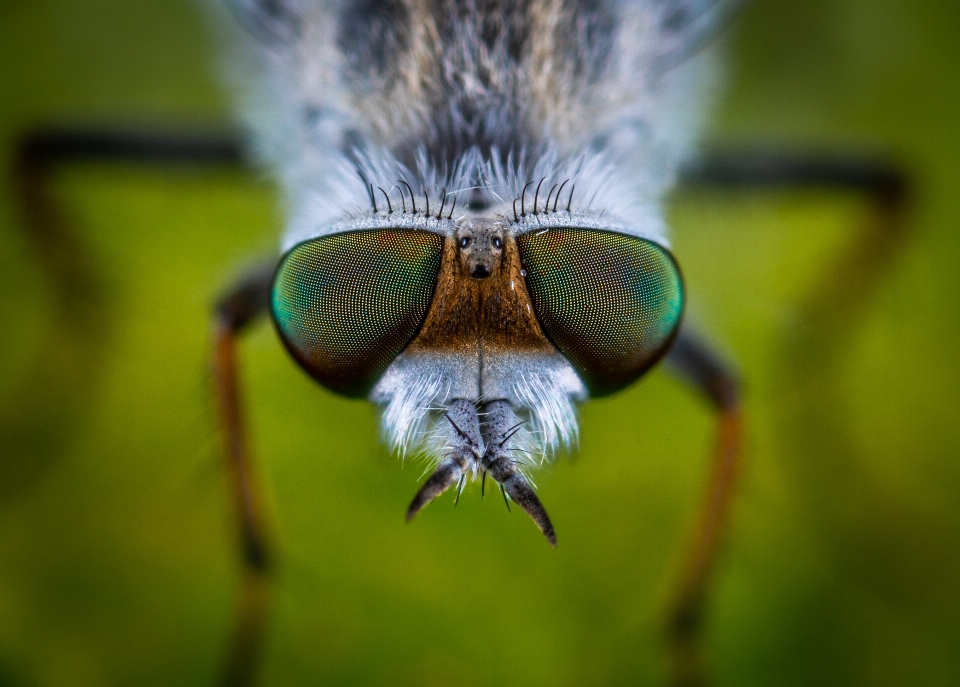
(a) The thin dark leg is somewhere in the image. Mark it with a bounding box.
[5,128,244,497]
[3,134,108,496]
[17,127,243,167]
[666,151,909,686]
[679,150,908,333]
[677,150,909,313]
[12,131,242,342]
[8,128,272,686]
[679,151,906,200]
[213,265,276,687]
[677,152,909,300]
[663,328,742,687]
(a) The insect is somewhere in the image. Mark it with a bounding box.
[9,0,909,685]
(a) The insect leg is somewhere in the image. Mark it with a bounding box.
[5,128,244,499]
[669,153,909,686]
[12,128,243,309]
[213,264,276,687]
[679,151,906,202]
[678,151,909,319]
[5,132,110,496]
[662,327,741,687]
[11,127,272,686]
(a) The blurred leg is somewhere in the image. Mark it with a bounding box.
[5,132,111,495]
[12,129,242,313]
[6,128,245,495]
[679,151,909,327]
[666,152,909,686]
[680,151,906,201]
[10,129,277,686]
[213,265,276,687]
[663,327,742,687]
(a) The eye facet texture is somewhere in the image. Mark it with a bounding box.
[271,229,443,397]
[517,228,684,396]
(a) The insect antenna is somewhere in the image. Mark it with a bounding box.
[399,179,417,213]
[357,171,376,210]
[520,181,533,217]
[533,177,545,215]
[377,186,392,213]
[437,189,446,219]
[545,184,558,214]
[554,179,569,212]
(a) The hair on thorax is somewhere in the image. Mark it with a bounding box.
[213,0,730,469]
[215,0,728,245]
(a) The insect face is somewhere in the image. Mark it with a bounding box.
[455,221,504,280]
[267,194,686,537]
[228,0,716,540]
[14,0,920,684]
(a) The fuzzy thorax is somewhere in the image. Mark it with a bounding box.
[215,0,722,470]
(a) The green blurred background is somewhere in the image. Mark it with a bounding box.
[1,0,959,685]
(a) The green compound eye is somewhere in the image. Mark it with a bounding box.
[271,229,443,397]
[517,228,684,397]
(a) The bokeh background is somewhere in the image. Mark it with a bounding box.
[1,0,959,685]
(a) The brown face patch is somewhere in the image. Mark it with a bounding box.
[405,221,556,357]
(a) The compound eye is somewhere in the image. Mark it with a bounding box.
[271,229,443,397]
[517,228,684,396]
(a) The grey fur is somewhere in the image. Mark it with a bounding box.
[405,399,482,520]
[481,400,555,545]
[405,398,557,543]
[227,0,303,45]
[215,0,729,530]
[215,0,724,249]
